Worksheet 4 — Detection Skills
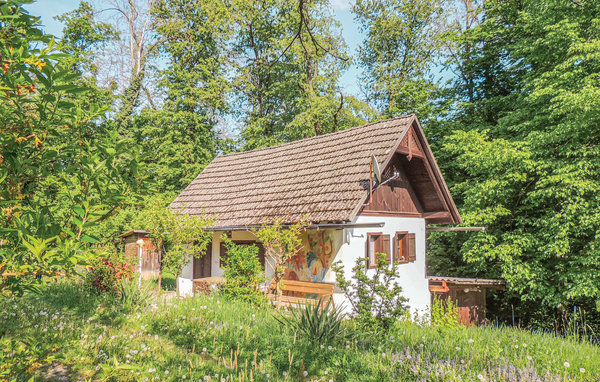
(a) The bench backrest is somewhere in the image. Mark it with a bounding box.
[279,280,334,296]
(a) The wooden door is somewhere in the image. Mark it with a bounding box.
[193,243,212,279]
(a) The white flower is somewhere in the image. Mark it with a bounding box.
[148,368,156,373]
[327,345,332,350]
[526,355,533,361]
[580,368,586,373]
[564,362,570,368]
[468,338,474,344]
[303,371,308,376]
[455,346,461,351]
[514,345,519,349]
[477,374,486,382]
[283,371,288,376]
[522,343,527,348]
[165,370,169,374]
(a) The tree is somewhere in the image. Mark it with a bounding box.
[254,220,308,308]
[0,0,140,293]
[231,0,370,149]
[430,0,600,330]
[138,195,212,292]
[353,0,448,120]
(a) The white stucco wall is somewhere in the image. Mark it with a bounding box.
[179,216,430,318]
[331,215,429,318]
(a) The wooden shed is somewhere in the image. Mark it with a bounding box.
[119,230,160,279]
[428,276,505,326]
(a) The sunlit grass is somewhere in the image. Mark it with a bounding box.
[1,281,598,381]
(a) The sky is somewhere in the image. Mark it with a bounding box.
[24,0,365,96]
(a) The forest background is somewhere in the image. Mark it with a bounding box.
[3,0,600,333]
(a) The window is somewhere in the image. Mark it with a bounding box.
[394,232,416,264]
[365,233,390,269]
[220,240,265,268]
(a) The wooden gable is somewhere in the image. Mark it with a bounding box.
[359,122,461,225]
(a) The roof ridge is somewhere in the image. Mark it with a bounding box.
[216,114,415,159]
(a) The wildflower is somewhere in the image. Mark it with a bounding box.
[165,370,169,375]
[283,371,288,377]
[514,345,519,349]
[526,355,533,361]
[327,345,332,350]
[522,343,527,348]
[455,346,461,351]
[148,368,156,373]
[477,374,486,382]
[580,368,586,373]
[468,339,474,344]
[564,362,570,368]
[303,371,308,377]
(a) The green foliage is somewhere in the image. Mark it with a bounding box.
[3,282,600,381]
[427,0,600,331]
[119,278,155,314]
[0,0,140,294]
[136,195,212,289]
[253,219,308,306]
[275,299,348,346]
[332,253,408,332]
[219,236,265,305]
[430,295,460,329]
[83,256,133,296]
[353,0,447,119]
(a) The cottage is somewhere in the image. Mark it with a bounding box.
[171,114,461,315]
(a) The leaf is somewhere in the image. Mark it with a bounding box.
[81,235,100,244]
[73,206,86,218]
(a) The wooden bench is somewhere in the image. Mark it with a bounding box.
[268,279,335,309]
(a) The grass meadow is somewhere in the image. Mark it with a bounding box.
[1,281,599,381]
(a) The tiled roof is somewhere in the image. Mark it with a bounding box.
[171,115,415,228]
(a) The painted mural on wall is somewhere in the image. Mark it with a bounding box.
[284,230,335,282]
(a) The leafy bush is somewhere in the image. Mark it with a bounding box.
[276,299,348,346]
[84,256,133,296]
[219,236,265,305]
[332,253,408,332]
[431,295,460,328]
[119,278,155,313]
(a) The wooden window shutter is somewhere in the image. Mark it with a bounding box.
[366,233,382,269]
[408,233,416,262]
[394,232,408,264]
[382,235,391,264]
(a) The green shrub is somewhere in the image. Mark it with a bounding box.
[332,253,408,332]
[219,236,265,305]
[119,278,155,313]
[83,255,133,296]
[275,299,348,346]
[431,295,460,328]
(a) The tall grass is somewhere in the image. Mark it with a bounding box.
[1,281,599,381]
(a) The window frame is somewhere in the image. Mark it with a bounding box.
[394,232,416,264]
[365,232,391,269]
